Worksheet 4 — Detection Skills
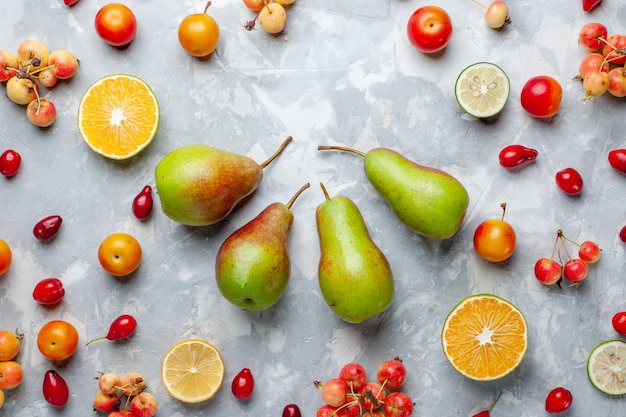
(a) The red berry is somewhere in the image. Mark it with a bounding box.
[86,314,137,345]
[545,387,572,413]
[582,0,602,12]
[231,368,254,399]
[555,167,583,196]
[620,225,626,243]
[0,150,21,177]
[612,312,626,336]
[608,149,626,174]
[282,404,302,417]
[32,278,65,305]
[498,145,538,169]
[43,370,70,407]
[132,185,153,220]
[33,215,63,242]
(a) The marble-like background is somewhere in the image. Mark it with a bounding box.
[1,0,626,415]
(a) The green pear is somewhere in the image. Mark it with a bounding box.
[316,183,394,324]
[155,136,292,226]
[215,183,310,310]
[318,145,469,239]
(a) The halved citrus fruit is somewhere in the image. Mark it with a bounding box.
[587,340,626,396]
[161,339,225,403]
[78,74,159,160]
[455,62,510,118]
[442,293,528,381]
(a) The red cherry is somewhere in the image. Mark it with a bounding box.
[32,278,65,305]
[555,168,583,196]
[132,185,153,220]
[498,145,538,169]
[33,215,63,242]
[86,314,137,345]
[0,150,21,177]
[608,149,626,175]
[43,370,70,407]
[545,387,573,413]
[620,225,626,243]
[231,368,254,399]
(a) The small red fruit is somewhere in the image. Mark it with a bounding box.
[383,391,414,417]
[33,215,63,242]
[608,149,626,174]
[231,368,254,399]
[612,312,626,336]
[64,0,80,5]
[0,150,21,177]
[132,185,153,220]
[498,145,538,169]
[282,403,302,417]
[86,314,137,345]
[582,0,602,12]
[43,370,69,407]
[555,168,583,196]
[545,387,573,413]
[376,357,406,390]
[33,278,65,305]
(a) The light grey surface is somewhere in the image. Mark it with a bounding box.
[1,0,626,415]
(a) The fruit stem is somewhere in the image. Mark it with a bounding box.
[263,0,272,14]
[285,183,310,209]
[85,336,107,346]
[319,182,331,201]
[470,0,488,9]
[203,0,212,14]
[259,136,292,169]
[500,203,507,221]
[317,145,367,158]
[488,391,503,412]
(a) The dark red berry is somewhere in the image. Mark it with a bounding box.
[0,149,21,177]
[33,215,63,242]
[132,185,153,220]
[282,403,302,417]
[43,370,69,407]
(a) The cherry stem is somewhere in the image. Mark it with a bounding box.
[285,183,310,209]
[259,136,292,169]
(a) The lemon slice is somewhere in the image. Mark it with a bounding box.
[587,340,626,396]
[78,74,160,160]
[455,62,510,118]
[442,294,528,381]
[161,339,225,403]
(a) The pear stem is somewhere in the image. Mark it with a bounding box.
[319,182,331,201]
[285,183,311,209]
[259,136,292,169]
[317,145,366,158]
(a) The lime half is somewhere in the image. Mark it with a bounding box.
[455,62,510,118]
[587,340,626,396]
